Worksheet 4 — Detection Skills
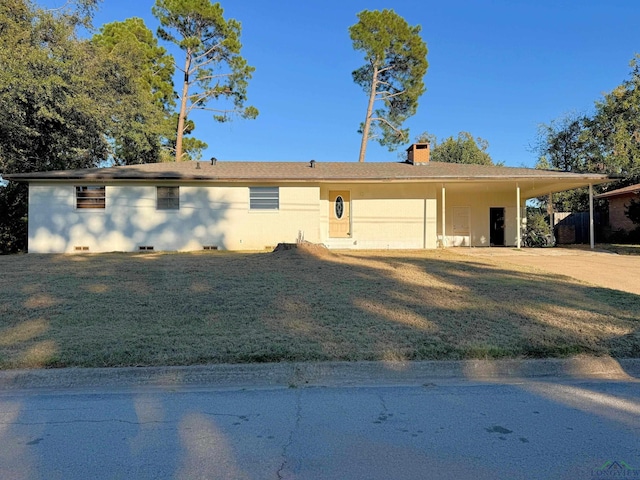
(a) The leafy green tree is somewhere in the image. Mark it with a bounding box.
[350,9,428,162]
[533,113,596,212]
[534,113,594,173]
[0,0,110,173]
[413,131,437,149]
[92,18,177,164]
[0,182,27,254]
[152,0,258,161]
[0,0,172,252]
[535,57,640,213]
[42,0,101,28]
[162,116,209,161]
[93,18,175,114]
[590,54,640,183]
[416,131,495,165]
[0,0,109,252]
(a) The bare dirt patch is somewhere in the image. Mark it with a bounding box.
[272,241,336,259]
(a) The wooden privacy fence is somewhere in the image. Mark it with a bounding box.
[553,212,600,244]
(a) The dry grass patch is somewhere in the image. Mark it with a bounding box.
[0,247,638,369]
[600,244,640,255]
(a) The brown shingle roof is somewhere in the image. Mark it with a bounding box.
[595,183,640,199]
[4,160,610,183]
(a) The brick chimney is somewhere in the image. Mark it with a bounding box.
[406,143,430,165]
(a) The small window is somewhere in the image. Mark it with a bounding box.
[76,186,105,209]
[157,186,179,210]
[250,187,279,210]
[335,196,344,219]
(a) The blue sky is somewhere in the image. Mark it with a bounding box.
[43,0,639,167]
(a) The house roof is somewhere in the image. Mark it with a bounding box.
[4,160,609,183]
[594,183,640,199]
[4,160,611,200]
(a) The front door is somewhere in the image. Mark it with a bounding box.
[329,191,350,238]
[490,207,505,246]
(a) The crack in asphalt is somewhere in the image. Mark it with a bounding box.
[3,411,257,427]
[201,411,255,421]
[378,393,388,414]
[373,392,391,424]
[277,391,302,480]
[7,419,171,426]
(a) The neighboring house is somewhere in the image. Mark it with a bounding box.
[5,144,610,253]
[595,183,640,232]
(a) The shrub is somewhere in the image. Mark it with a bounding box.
[526,209,552,236]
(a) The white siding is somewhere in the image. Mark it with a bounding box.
[320,184,438,249]
[440,189,524,247]
[26,180,527,253]
[28,183,320,253]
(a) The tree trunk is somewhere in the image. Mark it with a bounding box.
[175,50,192,162]
[358,64,378,163]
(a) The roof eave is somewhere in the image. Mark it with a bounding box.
[5,174,612,183]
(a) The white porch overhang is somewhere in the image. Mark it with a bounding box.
[433,177,609,249]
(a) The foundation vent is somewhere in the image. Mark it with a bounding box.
[74,246,90,251]
[203,245,219,250]
[138,246,154,251]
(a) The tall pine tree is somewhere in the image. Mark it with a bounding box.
[350,9,428,162]
[153,0,258,161]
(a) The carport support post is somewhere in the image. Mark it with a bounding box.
[441,184,446,247]
[516,183,521,248]
[548,193,554,239]
[589,183,595,249]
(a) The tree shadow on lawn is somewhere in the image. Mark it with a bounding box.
[254,249,639,362]
[0,249,638,368]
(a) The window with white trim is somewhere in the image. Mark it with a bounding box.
[75,186,105,209]
[157,186,179,210]
[249,187,279,210]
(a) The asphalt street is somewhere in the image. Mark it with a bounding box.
[0,371,639,480]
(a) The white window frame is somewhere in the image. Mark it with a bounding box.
[249,186,279,210]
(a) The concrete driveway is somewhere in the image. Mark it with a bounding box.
[455,247,640,296]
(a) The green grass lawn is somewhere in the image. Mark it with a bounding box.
[0,248,638,369]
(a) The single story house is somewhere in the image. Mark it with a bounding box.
[595,183,640,233]
[5,144,610,253]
